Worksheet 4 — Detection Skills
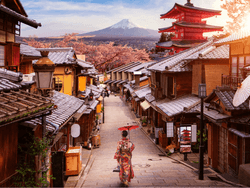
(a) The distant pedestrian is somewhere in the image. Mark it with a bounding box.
[114,130,135,186]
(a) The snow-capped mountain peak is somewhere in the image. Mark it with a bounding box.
[110,19,138,29]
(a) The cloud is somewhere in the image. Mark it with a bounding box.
[21,0,229,37]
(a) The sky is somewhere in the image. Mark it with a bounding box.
[20,0,229,37]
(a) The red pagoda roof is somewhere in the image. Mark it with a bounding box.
[156,40,207,48]
[160,3,221,19]
[159,22,223,33]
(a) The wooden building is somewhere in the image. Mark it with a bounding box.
[33,47,95,96]
[0,0,41,72]
[0,70,53,187]
[156,0,222,54]
[144,38,229,150]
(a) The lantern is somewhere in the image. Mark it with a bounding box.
[89,89,94,101]
[33,51,55,96]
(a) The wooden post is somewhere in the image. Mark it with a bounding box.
[67,124,70,151]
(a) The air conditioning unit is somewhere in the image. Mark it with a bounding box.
[23,73,35,82]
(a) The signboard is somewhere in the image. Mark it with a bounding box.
[179,125,191,153]
[71,124,80,138]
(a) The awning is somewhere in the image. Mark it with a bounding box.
[140,100,151,111]
[134,97,140,102]
[90,100,99,110]
[228,128,250,138]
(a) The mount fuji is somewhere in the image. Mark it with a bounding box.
[78,19,159,38]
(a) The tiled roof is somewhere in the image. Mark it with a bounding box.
[125,61,155,73]
[195,103,230,121]
[0,78,21,91]
[77,59,93,69]
[0,90,53,127]
[130,76,148,84]
[156,95,200,117]
[46,91,84,129]
[215,30,250,45]
[160,3,221,19]
[117,62,142,73]
[156,39,207,48]
[124,84,134,93]
[0,4,41,28]
[185,44,229,60]
[228,128,250,138]
[106,62,141,74]
[117,79,128,86]
[150,39,214,72]
[104,79,112,84]
[205,87,249,111]
[159,22,223,32]
[0,68,23,82]
[145,93,155,103]
[113,79,122,84]
[20,43,41,58]
[134,86,151,99]
[89,100,99,110]
[230,114,250,125]
[33,47,76,65]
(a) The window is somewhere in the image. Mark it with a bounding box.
[239,56,244,78]
[54,77,63,92]
[246,56,250,65]
[166,122,174,137]
[231,57,237,77]
[168,76,174,96]
[0,45,5,66]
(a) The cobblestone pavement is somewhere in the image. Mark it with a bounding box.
[80,95,234,187]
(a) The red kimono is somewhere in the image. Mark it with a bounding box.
[114,138,135,184]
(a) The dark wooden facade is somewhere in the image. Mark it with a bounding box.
[0,123,18,187]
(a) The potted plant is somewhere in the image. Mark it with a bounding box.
[141,117,147,127]
[192,129,207,153]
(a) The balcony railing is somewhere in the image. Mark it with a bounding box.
[221,74,244,89]
[0,66,18,72]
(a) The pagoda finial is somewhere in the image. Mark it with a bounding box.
[185,0,194,7]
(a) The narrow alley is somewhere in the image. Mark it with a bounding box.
[79,95,233,187]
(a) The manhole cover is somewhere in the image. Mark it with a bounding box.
[193,170,212,174]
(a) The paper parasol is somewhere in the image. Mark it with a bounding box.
[118,125,139,131]
[233,75,250,107]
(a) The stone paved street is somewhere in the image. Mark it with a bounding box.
[80,95,233,187]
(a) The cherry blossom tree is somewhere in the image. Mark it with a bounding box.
[24,33,151,72]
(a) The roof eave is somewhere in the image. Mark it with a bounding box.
[0,5,41,28]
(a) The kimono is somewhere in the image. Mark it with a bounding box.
[114,137,135,184]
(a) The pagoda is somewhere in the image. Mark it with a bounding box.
[156,0,223,54]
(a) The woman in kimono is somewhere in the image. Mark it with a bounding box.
[114,130,135,186]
